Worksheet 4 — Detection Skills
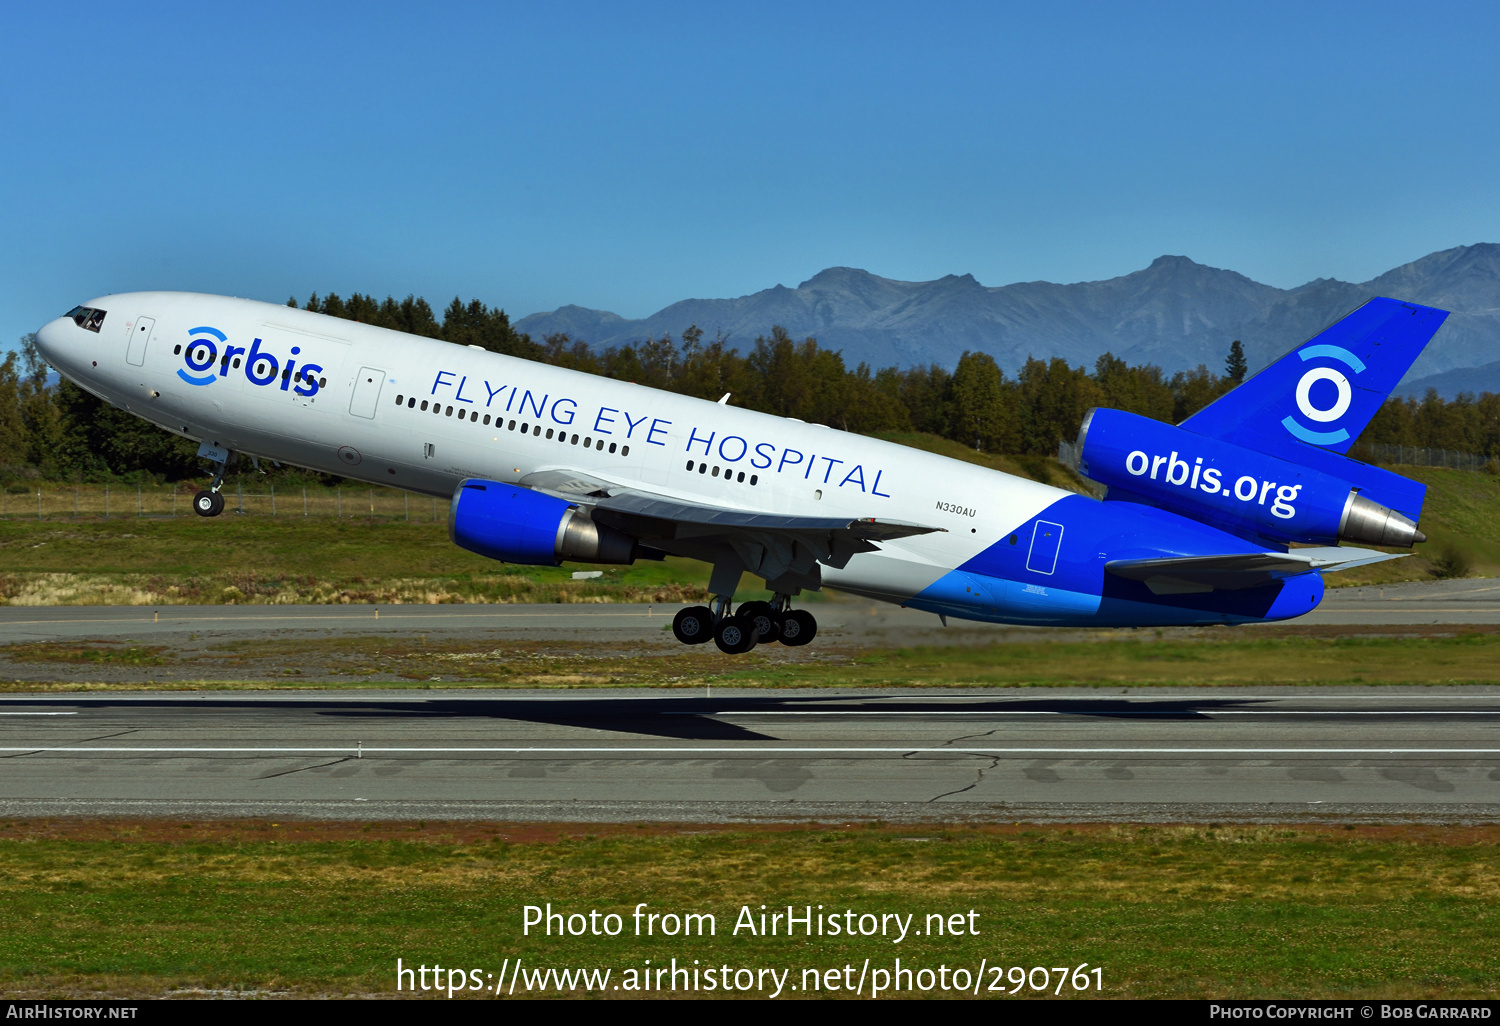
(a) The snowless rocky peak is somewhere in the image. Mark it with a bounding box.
[514,245,1500,396]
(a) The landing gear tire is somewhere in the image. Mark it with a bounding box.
[778,609,817,647]
[672,605,715,645]
[192,489,224,518]
[714,615,759,655]
[736,601,778,644]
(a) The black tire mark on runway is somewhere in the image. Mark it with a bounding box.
[254,757,355,780]
[928,756,1002,802]
[937,728,1002,749]
[925,728,1010,801]
[0,728,140,759]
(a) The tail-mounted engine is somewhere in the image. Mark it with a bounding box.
[449,480,637,566]
[1077,409,1425,548]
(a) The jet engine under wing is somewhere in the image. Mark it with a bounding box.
[518,468,943,592]
[1105,547,1405,595]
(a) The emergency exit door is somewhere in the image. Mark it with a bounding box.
[126,317,154,367]
[1026,520,1064,575]
[348,367,387,419]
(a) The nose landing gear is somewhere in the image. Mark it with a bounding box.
[671,592,817,653]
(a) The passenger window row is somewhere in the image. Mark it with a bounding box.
[685,460,759,486]
[395,394,630,456]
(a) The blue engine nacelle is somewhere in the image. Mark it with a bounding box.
[1077,408,1424,547]
[449,480,637,565]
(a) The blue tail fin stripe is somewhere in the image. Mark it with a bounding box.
[1280,417,1349,445]
[1298,345,1365,372]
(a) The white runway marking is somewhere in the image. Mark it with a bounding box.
[691,710,1500,717]
[0,712,76,716]
[2,745,1499,756]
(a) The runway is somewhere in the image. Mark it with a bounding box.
[2,579,1497,823]
[0,577,1497,651]
[1,687,1497,823]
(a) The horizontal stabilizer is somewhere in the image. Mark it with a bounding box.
[1106,547,1405,594]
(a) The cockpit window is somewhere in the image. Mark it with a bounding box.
[65,306,107,333]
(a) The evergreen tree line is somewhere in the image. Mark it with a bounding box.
[3,292,1499,483]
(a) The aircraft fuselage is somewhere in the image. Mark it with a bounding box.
[36,291,1344,629]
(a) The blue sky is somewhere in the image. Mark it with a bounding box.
[4,1,1500,350]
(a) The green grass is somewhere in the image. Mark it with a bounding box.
[0,518,730,605]
[707,628,1500,689]
[1401,467,1500,576]
[1,642,169,666]
[0,821,1496,999]
[9,627,1500,691]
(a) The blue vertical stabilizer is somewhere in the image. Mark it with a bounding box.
[1180,297,1448,460]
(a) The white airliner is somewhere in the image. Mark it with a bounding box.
[34,291,1438,652]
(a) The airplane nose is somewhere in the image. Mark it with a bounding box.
[34,317,68,362]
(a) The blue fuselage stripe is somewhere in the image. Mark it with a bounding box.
[911,494,1325,627]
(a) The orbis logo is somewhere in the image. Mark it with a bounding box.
[1124,448,1303,519]
[1282,344,1365,446]
[177,326,324,397]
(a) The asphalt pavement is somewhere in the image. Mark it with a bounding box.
[2,579,1497,823]
[1,686,1496,823]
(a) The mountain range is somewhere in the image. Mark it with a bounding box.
[514,244,1500,398]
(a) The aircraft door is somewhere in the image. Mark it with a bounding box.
[126,317,155,366]
[1026,520,1064,575]
[349,367,387,419]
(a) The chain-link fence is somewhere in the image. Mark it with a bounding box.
[0,483,445,520]
[1355,443,1497,473]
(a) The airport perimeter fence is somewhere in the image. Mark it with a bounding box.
[0,483,446,521]
[1354,443,1497,473]
[1056,440,1082,472]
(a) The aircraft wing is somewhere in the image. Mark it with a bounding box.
[518,468,942,589]
[593,491,938,541]
[1105,547,1405,594]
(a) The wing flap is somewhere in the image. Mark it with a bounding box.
[593,491,939,541]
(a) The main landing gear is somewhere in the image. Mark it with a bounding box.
[671,593,818,654]
[192,446,234,518]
